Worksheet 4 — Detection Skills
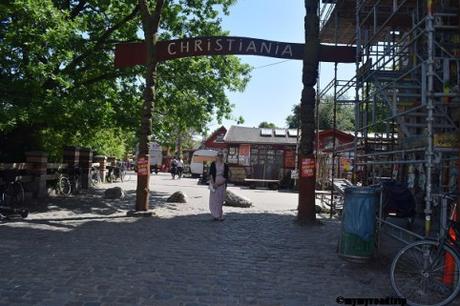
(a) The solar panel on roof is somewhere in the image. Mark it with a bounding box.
[288,129,298,137]
[274,129,286,136]
[260,129,272,136]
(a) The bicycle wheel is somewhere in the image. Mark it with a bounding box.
[391,240,460,306]
[57,176,72,196]
[90,170,100,187]
[5,181,24,207]
[120,169,130,182]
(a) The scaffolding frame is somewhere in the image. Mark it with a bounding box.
[319,0,460,240]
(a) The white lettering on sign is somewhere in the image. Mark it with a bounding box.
[167,42,176,55]
[246,41,257,53]
[180,41,189,53]
[281,45,293,57]
[227,38,235,51]
[215,39,223,51]
[165,38,295,58]
[194,40,203,52]
[260,42,272,54]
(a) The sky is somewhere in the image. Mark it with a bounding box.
[209,0,355,131]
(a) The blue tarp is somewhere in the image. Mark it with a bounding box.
[342,187,378,241]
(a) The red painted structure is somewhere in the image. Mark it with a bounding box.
[203,126,227,150]
[317,129,354,152]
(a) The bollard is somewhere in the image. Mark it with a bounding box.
[25,151,48,198]
[94,155,107,183]
[79,148,92,189]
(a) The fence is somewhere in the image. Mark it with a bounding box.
[0,146,115,199]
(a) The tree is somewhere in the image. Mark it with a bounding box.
[0,0,251,162]
[285,96,355,131]
[137,0,165,211]
[286,104,300,129]
[1,0,144,160]
[258,122,277,129]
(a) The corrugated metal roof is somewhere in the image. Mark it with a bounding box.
[224,126,298,145]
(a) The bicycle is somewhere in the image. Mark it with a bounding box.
[107,162,128,183]
[55,167,72,196]
[0,171,28,219]
[390,192,460,306]
[89,166,102,187]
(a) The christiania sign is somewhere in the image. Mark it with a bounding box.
[115,36,355,67]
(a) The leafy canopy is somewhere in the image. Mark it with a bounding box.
[286,96,355,131]
[0,0,251,160]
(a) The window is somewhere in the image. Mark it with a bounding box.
[215,133,225,143]
[260,129,272,137]
[274,129,286,137]
[288,129,298,137]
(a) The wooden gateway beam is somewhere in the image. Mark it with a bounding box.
[115,36,356,67]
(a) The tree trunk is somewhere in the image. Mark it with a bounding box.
[136,0,165,211]
[298,0,319,222]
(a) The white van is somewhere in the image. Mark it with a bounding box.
[190,149,218,177]
[135,142,163,172]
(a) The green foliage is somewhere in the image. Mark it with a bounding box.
[0,0,250,160]
[286,104,300,129]
[258,122,277,129]
[285,96,355,131]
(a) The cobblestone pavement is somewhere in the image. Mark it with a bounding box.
[1,173,400,306]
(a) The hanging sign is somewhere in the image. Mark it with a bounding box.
[115,36,356,68]
[137,157,149,176]
[301,158,315,178]
[284,150,296,168]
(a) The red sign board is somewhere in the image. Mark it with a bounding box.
[115,36,356,68]
[284,150,296,169]
[137,157,149,176]
[301,158,315,178]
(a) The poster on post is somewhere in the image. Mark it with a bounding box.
[301,158,315,178]
[137,157,149,176]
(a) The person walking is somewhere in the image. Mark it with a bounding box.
[177,158,184,179]
[170,157,178,179]
[209,151,228,221]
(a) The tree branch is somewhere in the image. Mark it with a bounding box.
[62,4,139,75]
[76,71,126,86]
[69,0,88,19]
[151,0,165,33]
[138,0,152,20]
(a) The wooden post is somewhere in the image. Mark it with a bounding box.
[25,151,48,198]
[63,146,80,169]
[297,0,319,222]
[136,0,166,211]
[63,146,80,193]
[79,148,92,189]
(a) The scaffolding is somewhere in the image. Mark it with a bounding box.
[319,0,460,239]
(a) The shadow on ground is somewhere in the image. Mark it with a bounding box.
[27,189,170,218]
[0,212,396,305]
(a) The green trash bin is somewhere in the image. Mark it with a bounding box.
[338,186,379,262]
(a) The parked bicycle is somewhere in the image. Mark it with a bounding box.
[54,167,72,196]
[390,192,460,306]
[0,170,28,219]
[89,166,102,187]
[107,162,128,183]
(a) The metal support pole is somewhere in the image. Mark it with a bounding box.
[353,0,362,185]
[425,2,435,236]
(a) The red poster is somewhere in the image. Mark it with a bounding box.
[284,150,296,168]
[301,158,315,178]
[137,157,149,176]
[239,144,250,156]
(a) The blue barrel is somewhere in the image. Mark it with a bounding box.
[338,186,379,262]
